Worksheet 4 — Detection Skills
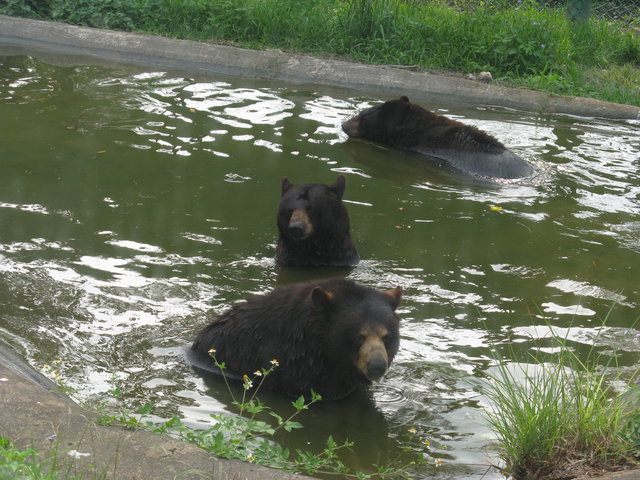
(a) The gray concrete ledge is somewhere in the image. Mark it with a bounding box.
[0,341,316,480]
[1,15,639,120]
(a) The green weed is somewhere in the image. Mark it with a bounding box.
[0,436,108,480]
[480,316,640,480]
[96,352,439,479]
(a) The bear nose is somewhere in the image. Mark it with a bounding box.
[288,222,306,239]
[341,118,360,137]
[366,357,388,381]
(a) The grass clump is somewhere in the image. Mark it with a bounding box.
[1,0,639,106]
[0,436,106,480]
[0,437,55,479]
[481,320,640,480]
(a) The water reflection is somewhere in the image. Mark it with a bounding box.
[1,54,639,479]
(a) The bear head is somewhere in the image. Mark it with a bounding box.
[311,283,403,384]
[342,96,421,147]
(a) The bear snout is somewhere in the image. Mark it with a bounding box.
[366,356,389,381]
[288,221,307,239]
[288,210,313,239]
[341,117,360,137]
[356,326,391,382]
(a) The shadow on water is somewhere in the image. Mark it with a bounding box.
[192,364,421,476]
[274,264,355,285]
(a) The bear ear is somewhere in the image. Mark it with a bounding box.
[382,286,403,311]
[330,175,346,200]
[281,177,294,196]
[399,95,410,103]
[311,286,335,311]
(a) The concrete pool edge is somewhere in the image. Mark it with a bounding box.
[0,340,318,480]
[1,14,639,121]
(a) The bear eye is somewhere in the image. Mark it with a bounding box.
[305,205,313,212]
[350,334,366,347]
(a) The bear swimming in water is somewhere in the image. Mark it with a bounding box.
[189,278,402,400]
[342,96,533,180]
[276,175,359,267]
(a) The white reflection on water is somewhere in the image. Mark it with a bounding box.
[225,97,293,124]
[510,324,640,353]
[181,233,222,245]
[184,84,295,125]
[300,96,354,125]
[0,240,74,253]
[547,279,629,305]
[541,302,596,316]
[106,240,164,253]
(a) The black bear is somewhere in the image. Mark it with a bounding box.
[189,278,403,400]
[342,96,533,180]
[276,175,359,267]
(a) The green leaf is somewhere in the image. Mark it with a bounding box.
[283,421,303,432]
[269,412,283,423]
[137,402,153,415]
[292,395,306,410]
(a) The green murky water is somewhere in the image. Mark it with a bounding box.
[1,53,639,479]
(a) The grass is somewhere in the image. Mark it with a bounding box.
[0,437,61,479]
[0,436,109,480]
[481,315,640,480]
[1,0,639,106]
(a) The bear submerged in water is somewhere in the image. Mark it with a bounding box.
[189,278,403,400]
[342,96,533,180]
[276,175,359,267]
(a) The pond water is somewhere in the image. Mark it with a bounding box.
[1,53,639,479]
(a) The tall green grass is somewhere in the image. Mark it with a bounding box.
[2,0,639,105]
[481,319,640,479]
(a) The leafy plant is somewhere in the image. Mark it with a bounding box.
[0,0,49,17]
[0,436,105,480]
[97,351,439,478]
[480,317,640,480]
[49,0,144,30]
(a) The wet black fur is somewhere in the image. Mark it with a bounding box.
[189,278,401,400]
[342,96,533,179]
[276,175,359,267]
